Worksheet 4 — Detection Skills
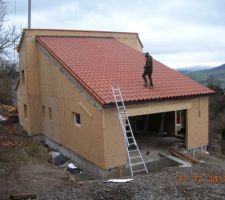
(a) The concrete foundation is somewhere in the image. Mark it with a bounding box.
[33,134,125,178]
[33,134,180,178]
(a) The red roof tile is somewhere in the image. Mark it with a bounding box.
[37,36,214,105]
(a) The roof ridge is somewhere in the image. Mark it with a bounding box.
[24,28,139,35]
[36,35,115,39]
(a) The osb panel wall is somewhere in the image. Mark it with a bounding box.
[24,36,41,96]
[41,96,60,143]
[127,99,192,116]
[24,29,143,52]
[17,38,32,134]
[26,35,42,134]
[16,82,31,133]
[102,108,127,168]
[186,96,209,149]
[39,51,106,169]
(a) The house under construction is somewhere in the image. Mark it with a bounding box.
[16,29,214,177]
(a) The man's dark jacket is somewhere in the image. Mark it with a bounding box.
[144,57,153,73]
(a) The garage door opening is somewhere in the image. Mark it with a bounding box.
[128,110,187,163]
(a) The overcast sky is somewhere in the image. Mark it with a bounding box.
[6,0,225,68]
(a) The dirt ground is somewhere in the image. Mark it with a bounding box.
[1,120,225,199]
[0,122,93,200]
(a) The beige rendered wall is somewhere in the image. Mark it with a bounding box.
[186,96,209,149]
[16,38,40,134]
[38,50,107,168]
[16,81,31,133]
[102,108,128,168]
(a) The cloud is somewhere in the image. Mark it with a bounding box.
[5,0,225,67]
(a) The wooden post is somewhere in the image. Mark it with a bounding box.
[200,146,203,159]
[117,166,124,177]
[192,149,195,159]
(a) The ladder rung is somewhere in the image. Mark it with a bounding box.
[121,116,127,118]
[130,156,141,159]
[129,150,139,153]
[114,94,122,99]
[133,169,147,173]
[131,162,144,166]
[129,143,136,146]
[127,137,133,139]
[118,106,125,109]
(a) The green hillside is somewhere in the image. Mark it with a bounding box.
[185,64,225,89]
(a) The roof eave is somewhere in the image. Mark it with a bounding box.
[103,92,214,108]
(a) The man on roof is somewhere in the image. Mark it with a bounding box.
[142,52,153,88]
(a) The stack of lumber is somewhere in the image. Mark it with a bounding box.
[168,148,200,164]
[0,104,18,123]
[0,104,18,113]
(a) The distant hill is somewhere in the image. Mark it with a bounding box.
[178,63,225,89]
[177,65,214,73]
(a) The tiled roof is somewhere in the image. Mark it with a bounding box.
[37,36,214,105]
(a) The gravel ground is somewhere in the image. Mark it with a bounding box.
[35,154,225,200]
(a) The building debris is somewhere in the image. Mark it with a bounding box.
[66,163,83,174]
[0,104,18,124]
[50,151,68,165]
[67,163,77,169]
[0,115,7,122]
[0,104,18,113]
[0,136,16,147]
[106,178,133,183]
[49,151,60,159]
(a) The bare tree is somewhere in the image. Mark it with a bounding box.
[0,0,20,55]
[0,0,19,104]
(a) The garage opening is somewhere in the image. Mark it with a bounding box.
[129,110,187,163]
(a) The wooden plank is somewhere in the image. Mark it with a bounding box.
[169,148,200,164]
[78,102,93,117]
[170,148,199,164]
[159,152,192,167]
[168,150,191,163]
[10,193,37,200]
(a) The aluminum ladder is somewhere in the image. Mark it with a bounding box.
[112,86,148,176]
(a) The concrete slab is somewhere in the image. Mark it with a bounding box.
[135,135,184,163]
